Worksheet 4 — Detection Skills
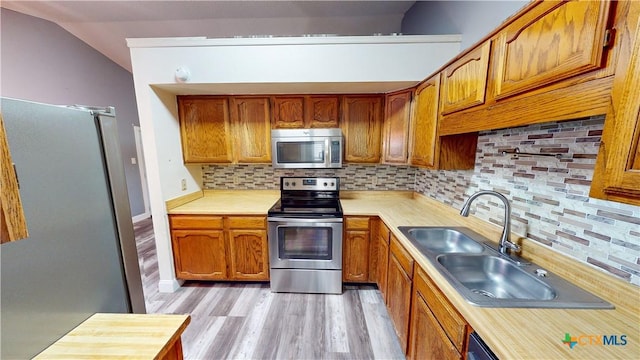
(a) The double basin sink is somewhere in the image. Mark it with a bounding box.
[398,227,613,309]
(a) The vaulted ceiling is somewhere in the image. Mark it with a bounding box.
[1,1,416,72]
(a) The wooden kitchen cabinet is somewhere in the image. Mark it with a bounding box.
[440,41,491,115]
[170,215,228,280]
[230,97,272,163]
[343,216,372,283]
[177,96,233,163]
[382,90,412,164]
[271,96,305,128]
[386,233,414,354]
[169,215,269,281]
[376,220,390,301]
[409,74,477,170]
[408,266,469,360]
[409,75,439,168]
[592,3,640,207]
[493,0,612,100]
[341,95,383,163]
[306,96,340,128]
[271,95,340,129]
[227,216,269,281]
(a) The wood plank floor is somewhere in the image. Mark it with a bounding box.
[133,218,405,360]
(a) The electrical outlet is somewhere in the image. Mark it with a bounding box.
[372,176,378,186]
[181,178,187,191]
[233,175,239,185]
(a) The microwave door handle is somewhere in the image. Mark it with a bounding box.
[324,138,330,166]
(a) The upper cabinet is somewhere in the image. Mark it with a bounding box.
[493,0,612,99]
[178,96,233,163]
[410,75,440,168]
[382,90,412,164]
[271,95,340,129]
[306,96,340,128]
[440,41,491,115]
[271,96,304,129]
[591,3,640,207]
[341,95,383,163]
[230,97,272,163]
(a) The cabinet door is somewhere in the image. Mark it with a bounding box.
[408,293,461,360]
[494,0,611,99]
[343,230,370,282]
[227,229,269,281]
[272,96,305,129]
[386,252,413,354]
[377,230,390,301]
[306,96,340,128]
[410,75,440,168]
[592,8,640,206]
[414,267,468,353]
[230,97,272,163]
[341,96,383,163]
[178,96,233,163]
[383,91,412,164]
[171,229,227,280]
[440,41,491,114]
[386,235,414,354]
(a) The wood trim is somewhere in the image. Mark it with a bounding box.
[0,113,28,243]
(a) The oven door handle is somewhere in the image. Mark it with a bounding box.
[267,217,344,223]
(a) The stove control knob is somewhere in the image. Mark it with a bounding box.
[331,182,335,186]
[324,182,328,187]
[285,182,289,187]
[292,181,296,186]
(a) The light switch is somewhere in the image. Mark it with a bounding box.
[131,157,137,165]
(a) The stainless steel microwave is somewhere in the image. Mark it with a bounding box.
[271,128,343,169]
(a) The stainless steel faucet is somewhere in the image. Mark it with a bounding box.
[460,190,521,255]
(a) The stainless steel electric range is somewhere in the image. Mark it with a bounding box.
[267,176,343,294]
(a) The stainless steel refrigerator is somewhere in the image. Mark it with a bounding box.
[1,98,146,359]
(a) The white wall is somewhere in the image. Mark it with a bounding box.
[128,35,462,292]
[402,1,529,51]
[0,8,147,217]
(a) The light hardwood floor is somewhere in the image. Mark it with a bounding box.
[133,218,405,360]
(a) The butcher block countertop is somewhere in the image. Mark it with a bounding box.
[33,313,191,359]
[168,190,640,359]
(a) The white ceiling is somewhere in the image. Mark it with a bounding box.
[2,0,416,72]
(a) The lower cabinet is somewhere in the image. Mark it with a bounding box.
[169,215,268,281]
[343,216,380,283]
[408,266,470,360]
[376,220,391,301]
[226,217,269,281]
[386,234,414,354]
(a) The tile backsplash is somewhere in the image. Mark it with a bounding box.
[415,116,640,286]
[201,116,640,286]
[203,164,416,191]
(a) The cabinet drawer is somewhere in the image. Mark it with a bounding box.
[226,216,266,229]
[378,220,391,244]
[390,234,414,278]
[415,266,468,353]
[345,216,370,230]
[169,215,224,229]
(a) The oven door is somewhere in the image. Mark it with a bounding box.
[268,217,343,270]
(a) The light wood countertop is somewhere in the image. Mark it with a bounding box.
[33,313,191,359]
[167,190,279,215]
[169,190,640,359]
